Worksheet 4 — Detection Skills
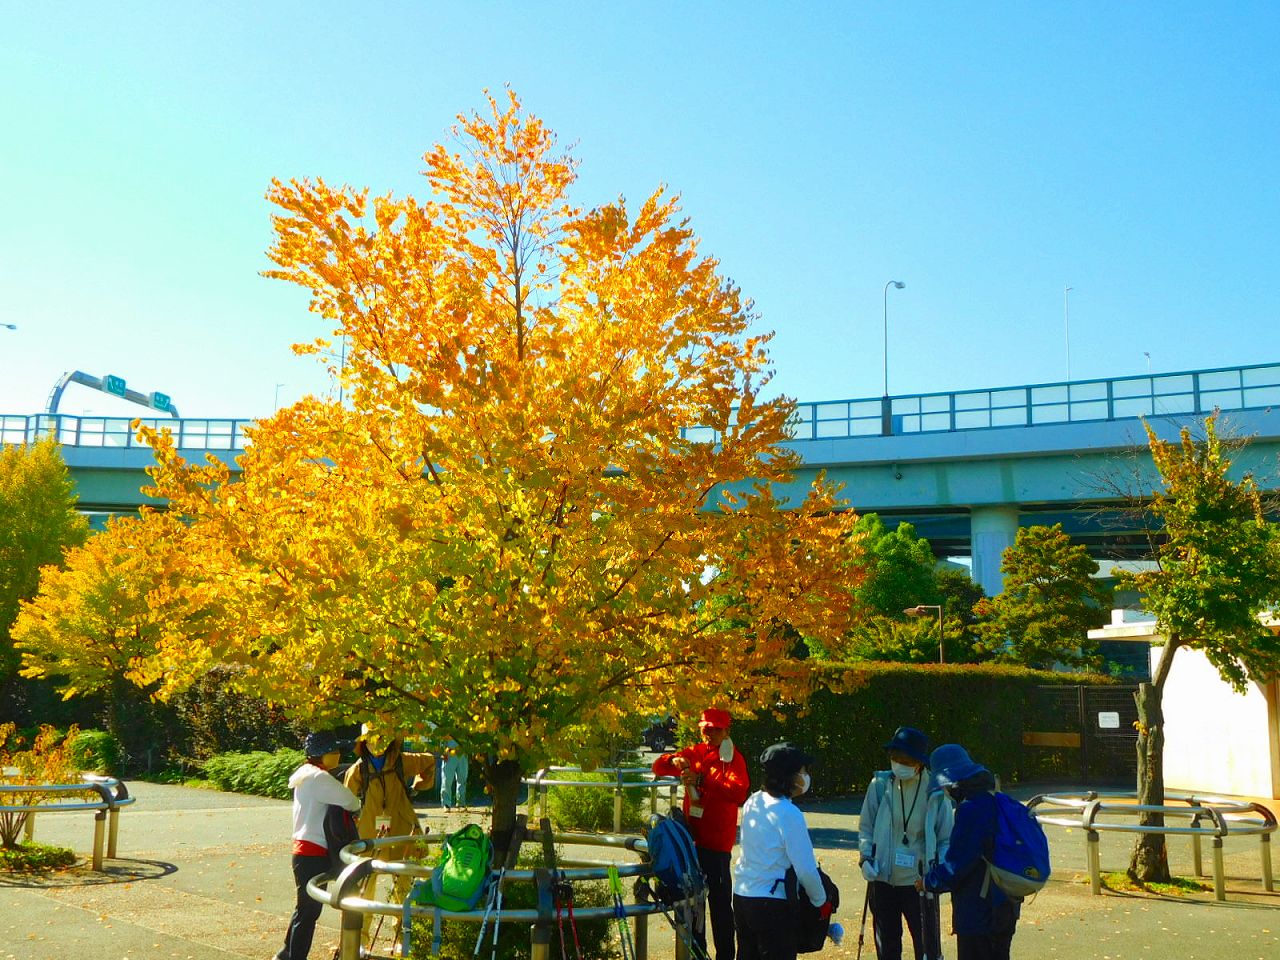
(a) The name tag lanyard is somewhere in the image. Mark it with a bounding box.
[898,775,923,847]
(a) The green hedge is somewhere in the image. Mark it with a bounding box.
[543,771,648,834]
[728,661,1118,795]
[202,748,304,799]
[68,729,122,776]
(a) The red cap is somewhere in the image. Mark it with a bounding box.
[699,708,732,729]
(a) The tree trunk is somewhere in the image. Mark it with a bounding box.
[1128,681,1171,882]
[485,758,524,859]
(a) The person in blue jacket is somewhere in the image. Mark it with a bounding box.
[916,744,1019,960]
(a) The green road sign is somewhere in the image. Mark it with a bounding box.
[104,375,126,397]
[150,391,171,412]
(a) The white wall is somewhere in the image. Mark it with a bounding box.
[1156,646,1280,798]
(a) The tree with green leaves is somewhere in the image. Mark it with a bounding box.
[0,436,89,695]
[852,514,939,617]
[972,524,1109,669]
[1120,417,1280,882]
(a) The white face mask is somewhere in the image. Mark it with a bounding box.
[891,761,921,781]
[795,771,811,796]
[720,737,735,763]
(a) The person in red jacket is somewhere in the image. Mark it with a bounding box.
[653,708,751,960]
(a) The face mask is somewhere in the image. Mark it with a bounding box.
[720,737,734,763]
[891,761,920,781]
[795,772,811,796]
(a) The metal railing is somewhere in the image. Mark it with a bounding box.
[7,361,1279,451]
[1029,790,1276,901]
[523,766,680,835]
[685,360,1280,442]
[0,414,253,450]
[0,775,136,870]
[312,826,698,960]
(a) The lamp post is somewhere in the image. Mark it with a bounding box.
[1063,286,1073,381]
[1,324,15,331]
[904,603,945,663]
[882,280,905,435]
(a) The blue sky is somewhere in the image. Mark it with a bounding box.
[2,2,1278,419]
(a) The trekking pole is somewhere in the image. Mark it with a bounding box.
[855,881,870,960]
[607,864,636,960]
[918,864,942,960]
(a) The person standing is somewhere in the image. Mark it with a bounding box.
[858,726,953,960]
[439,735,470,811]
[732,742,832,960]
[276,731,361,960]
[918,744,1020,960]
[652,707,750,960]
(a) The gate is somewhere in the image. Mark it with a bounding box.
[1026,685,1139,784]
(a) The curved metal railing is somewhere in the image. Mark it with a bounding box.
[0,775,136,870]
[1029,790,1276,901]
[309,826,699,960]
[522,766,681,835]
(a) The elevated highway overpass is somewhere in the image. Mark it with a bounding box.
[6,361,1280,594]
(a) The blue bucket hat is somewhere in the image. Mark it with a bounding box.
[929,744,987,787]
[302,730,341,758]
[884,726,931,766]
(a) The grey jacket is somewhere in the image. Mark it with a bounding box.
[858,769,954,883]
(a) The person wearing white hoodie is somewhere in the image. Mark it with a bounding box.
[275,731,361,960]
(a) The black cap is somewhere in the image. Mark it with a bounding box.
[760,741,815,779]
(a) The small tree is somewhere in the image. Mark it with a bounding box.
[972,524,1109,669]
[0,437,89,688]
[1120,417,1280,882]
[852,515,939,618]
[0,723,83,848]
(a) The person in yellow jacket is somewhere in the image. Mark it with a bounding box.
[343,727,436,947]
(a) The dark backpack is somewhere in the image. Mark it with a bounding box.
[644,811,705,905]
[982,792,1051,900]
[780,866,839,953]
[322,804,359,874]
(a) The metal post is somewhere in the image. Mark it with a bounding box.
[92,810,106,871]
[1212,837,1225,901]
[649,783,658,817]
[613,778,624,835]
[1077,685,1090,783]
[1191,833,1203,877]
[108,808,120,859]
[1261,833,1274,892]
[23,812,34,844]
[1086,829,1101,895]
[340,908,363,960]
[634,910,648,960]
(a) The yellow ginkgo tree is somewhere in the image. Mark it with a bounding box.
[26,92,867,842]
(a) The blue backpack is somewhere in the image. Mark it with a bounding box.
[644,811,705,904]
[982,793,1051,900]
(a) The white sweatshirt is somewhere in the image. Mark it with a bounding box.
[288,762,361,849]
[732,790,826,906]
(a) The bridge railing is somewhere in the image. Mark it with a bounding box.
[6,362,1280,451]
[0,414,253,450]
[684,361,1280,442]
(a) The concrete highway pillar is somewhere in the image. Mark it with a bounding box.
[970,505,1020,595]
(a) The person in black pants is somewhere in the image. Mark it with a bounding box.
[276,731,361,960]
[918,745,1021,960]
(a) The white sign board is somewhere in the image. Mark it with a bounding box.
[1097,711,1121,729]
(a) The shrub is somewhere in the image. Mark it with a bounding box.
[408,846,619,960]
[69,729,122,775]
[201,748,304,799]
[729,661,1119,794]
[0,840,76,872]
[169,667,305,761]
[543,771,647,834]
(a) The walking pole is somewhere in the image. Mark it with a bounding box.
[855,881,870,960]
[918,865,942,960]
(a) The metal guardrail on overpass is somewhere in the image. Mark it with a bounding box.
[4,361,1280,451]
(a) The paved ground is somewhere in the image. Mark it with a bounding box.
[2,780,1278,959]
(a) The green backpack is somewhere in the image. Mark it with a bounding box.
[430,823,494,911]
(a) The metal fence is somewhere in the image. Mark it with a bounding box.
[0,414,252,450]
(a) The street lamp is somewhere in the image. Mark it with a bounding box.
[883,280,905,397]
[1,324,15,330]
[904,603,945,663]
[882,281,905,436]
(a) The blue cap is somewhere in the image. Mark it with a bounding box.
[929,744,987,787]
[303,731,340,757]
[884,727,931,766]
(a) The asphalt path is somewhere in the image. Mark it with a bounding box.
[2,781,1278,959]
